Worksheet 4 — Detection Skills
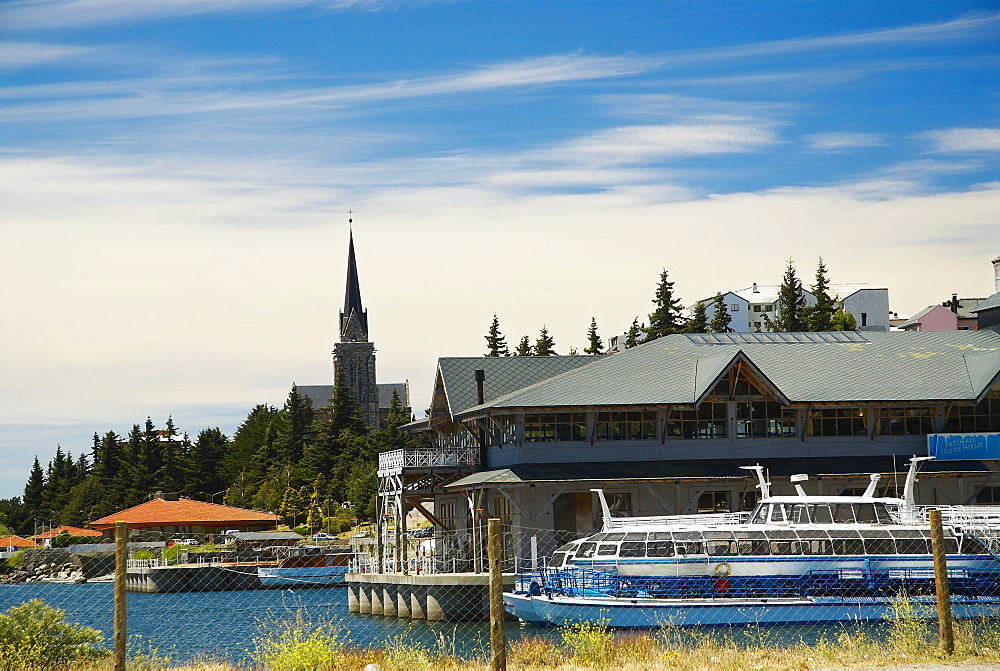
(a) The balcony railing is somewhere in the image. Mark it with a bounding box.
[378,447,480,472]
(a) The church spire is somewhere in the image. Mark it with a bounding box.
[340,222,368,341]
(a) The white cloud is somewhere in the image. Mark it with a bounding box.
[0,40,93,69]
[923,127,1000,152]
[805,132,885,151]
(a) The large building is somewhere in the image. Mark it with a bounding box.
[299,226,410,429]
[384,330,1000,562]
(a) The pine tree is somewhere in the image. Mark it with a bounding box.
[709,293,733,333]
[804,258,836,332]
[185,428,227,498]
[645,269,685,341]
[514,335,532,356]
[685,301,709,333]
[583,317,604,355]
[483,314,509,357]
[23,457,45,525]
[276,384,314,463]
[771,259,808,332]
[385,389,410,431]
[532,325,557,356]
[625,318,641,349]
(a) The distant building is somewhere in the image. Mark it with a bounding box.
[32,525,102,547]
[701,282,889,332]
[90,493,280,541]
[298,225,411,429]
[971,256,1000,333]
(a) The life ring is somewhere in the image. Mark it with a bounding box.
[714,563,732,578]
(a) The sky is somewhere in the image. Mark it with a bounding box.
[1,0,999,500]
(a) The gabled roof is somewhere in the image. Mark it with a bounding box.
[33,525,101,539]
[91,498,280,530]
[452,330,1000,416]
[0,535,35,548]
[972,292,1000,314]
[435,355,598,419]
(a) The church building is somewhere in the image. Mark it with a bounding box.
[298,225,410,428]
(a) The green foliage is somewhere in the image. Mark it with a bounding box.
[771,258,808,332]
[584,317,604,354]
[645,268,685,341]
[5,551,24,570]
[833,307,858,330]
[483,313,509,357]
[251,614,343,670]
[0,599,108,669]
[49,533,99,548]
[514,334,532,356]
[804,257,837,331]
[532,325,557,356]
[560,620,615,666]
[685,301,709,333]
[624,317,641,349]
[132,548,156,561]
[708,293,733,333]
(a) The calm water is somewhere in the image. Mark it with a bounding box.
[0,582,895,665]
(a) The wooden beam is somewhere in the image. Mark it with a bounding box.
[406,498,449,530]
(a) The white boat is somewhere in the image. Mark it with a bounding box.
[505,457,1000,627]
[257,546,357,588]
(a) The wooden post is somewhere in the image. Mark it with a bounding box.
[113,521,127,671]
[929,509,955,655]
[487,518,506,671]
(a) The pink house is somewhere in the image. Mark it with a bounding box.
[899,304,959,331]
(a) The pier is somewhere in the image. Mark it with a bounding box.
[346,572,514,621]
[126,563,264,593]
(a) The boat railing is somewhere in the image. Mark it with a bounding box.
[606,511,752,529]
[127,558,161,569]
[910,505,1000,532]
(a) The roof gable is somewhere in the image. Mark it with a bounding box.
[91,498,280,530]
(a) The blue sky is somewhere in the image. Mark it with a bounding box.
[1,1,999,500]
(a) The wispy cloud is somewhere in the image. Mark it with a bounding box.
[805,132,885,151]
[922,127,1000,152]
[0,40,94,69]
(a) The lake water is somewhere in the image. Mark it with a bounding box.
[0,582,896,665]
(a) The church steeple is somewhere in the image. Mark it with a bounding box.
[340,225,369,342]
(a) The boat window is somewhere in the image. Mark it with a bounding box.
[788,504,811,524]
[737,539,771,555]
[961,537,991,555]
[943,537,959,554]
[649,532,673,541]
[830,531,865,555]
[750,505,768,524]
[549,552,565,567]
[706,540,737,556]
[894,537,930,554]
[556,542,579,552]
[575,543,597,559]
[800,538,833,555]
[674,540,705,555]
[769,505,787,523]
[864,537,896,554]
[588,533,607,542]
[602,533,626,542]
[874,504,895,524]
[623,533,648,541]
[647,540,674,557]
[597,544,618,556]
[770,540,799,555]
[855,504,879,523]
[833,504,856,523]
[620,541,645,558]
[810,505,834,524]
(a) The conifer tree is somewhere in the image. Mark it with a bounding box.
[514,335,532,356]
[185,428,227,499]
[384,389,410,431]
[625,318,641,349]
[770,259,808,332]
[483,314,509,357]
[804,258,836,332]
[832,308,858,331]
[276,384,314,463]
[22,457,45,527]
[584,317,604,355]
[709,293,733,333]
[645,269,685,341]
[532,325,557,356]
[685,301,709,333]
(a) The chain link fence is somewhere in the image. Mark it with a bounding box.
[1,518,999,668]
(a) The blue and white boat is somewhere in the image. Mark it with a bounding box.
[504,458,1000,627]
[257,546,356,587]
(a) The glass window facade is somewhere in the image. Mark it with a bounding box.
[523,413,586,442]
[595,411,656,441]
[809,407,867,437]
[735,401,797,438]
[666,402,727,439]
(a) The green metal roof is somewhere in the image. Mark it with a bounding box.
[453,330,1000,417]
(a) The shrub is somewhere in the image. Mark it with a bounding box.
[4,551,24,570]
[0,599,108,669]
[251,614,343,670]
[509,635,562,667]
[132,549,156,561]
[560,620,615,666]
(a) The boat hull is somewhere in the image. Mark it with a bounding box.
[504,592,1000,628]
[257,566,349,587]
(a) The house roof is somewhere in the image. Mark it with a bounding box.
[90,498,280,530]
[33,525,102,539]
[452,330,1000,417]
[972,292,1000,314]
[0,535,35,548]
[435,355,598,419]
[228,531,303,542]
[445,456,986,489]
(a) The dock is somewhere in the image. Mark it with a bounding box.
[126,563,264,593]
[346,572,514,621]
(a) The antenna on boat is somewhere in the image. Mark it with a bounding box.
[863,473,881,498]
[902,455,935,522]
[591,489,613,531]
[740,464,770,499]
[790,473,809,497]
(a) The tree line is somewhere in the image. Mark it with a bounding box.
[1,383,417,537]
[483,257,859,357]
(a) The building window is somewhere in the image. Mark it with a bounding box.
[492,496,513,523]
[524,413,586,442]
[877,407,934,436]
[698,491,730,513]
[946,398,1000,433]
[438,501,456,530]
[861,312,867,327]
[666,403,727,439]
[809,408,868,437]
[752,304,762,312]
[735,401,797,438]
[739,491,761,511]
[753,321,762,328]
[595,411,656,441]
[977,486,1000,504]
[730,304,740,311]
[609,493,633,517]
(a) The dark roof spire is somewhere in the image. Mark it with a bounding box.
[340,220,368,340]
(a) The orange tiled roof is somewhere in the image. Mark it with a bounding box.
[33,525,102,539]
[90,497,280,530]
[0,535,35,548]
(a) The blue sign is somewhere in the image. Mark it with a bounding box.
[928,433,1000,460]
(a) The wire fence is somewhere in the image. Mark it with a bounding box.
[0,517,998,668]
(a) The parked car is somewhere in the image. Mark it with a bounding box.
[169,538,198,545]
[311,533,336,541]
